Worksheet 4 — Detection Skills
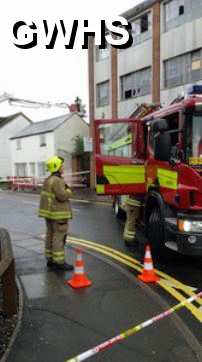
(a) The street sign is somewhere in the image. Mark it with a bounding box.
[83,137,93,152]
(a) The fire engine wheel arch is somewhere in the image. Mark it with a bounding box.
[145,191,167,259]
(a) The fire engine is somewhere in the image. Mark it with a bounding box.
[95,85,202,256]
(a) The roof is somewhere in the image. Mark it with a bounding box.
[11,113,73,139]
[121,0,159,20]
[0,112,32,129]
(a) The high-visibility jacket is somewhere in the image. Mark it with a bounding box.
[38,174,72,220]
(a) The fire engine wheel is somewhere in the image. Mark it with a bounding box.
[148,207,165,259]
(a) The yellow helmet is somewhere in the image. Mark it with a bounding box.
[46,156,63,173]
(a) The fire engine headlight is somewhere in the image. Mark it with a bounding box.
[178,220,202,232]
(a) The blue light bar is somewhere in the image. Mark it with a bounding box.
[187,85,202,96]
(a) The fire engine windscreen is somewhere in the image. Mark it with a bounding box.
[186,114,202,161]
[98,122,132,157]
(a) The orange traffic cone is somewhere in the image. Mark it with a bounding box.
[138,244,160,283]
[65,249,92,288]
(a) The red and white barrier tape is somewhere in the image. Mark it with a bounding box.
[64,171,90,177]
[65,291,202,362]
[6,171,90,189]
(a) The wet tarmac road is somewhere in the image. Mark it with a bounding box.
[0,191,202,360]
[1,191,202,301]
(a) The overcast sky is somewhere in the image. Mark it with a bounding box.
[0,0,143,121]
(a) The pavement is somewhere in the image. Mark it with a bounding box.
[5,239,202,362]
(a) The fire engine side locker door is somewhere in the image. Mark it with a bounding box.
[95,119,146,196]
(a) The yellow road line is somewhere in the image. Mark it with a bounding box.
[68,236,198,295]
[67,237,202,322]
[68,236,141,265]
[158,280,202,322]
[68,239,142,273]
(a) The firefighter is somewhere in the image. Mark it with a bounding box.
[38,155,74,271]
[123,196,142,244]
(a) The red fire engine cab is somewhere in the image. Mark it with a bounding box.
[95,85,202,256]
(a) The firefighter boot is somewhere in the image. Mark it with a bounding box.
[54,262,74,271]
[47,260,55,267]
[123,199,140,245]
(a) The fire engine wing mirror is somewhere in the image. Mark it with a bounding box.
[152,118,169,133]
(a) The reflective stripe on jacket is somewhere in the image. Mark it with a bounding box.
[38,174,72,220]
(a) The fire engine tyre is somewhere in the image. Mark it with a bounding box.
[113,197,125,219]
[147,207,165,260]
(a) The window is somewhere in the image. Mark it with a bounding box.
[164,49,202,88]
[164,0,185,31]
[99,122,133,158]
[15,163,27,177]
[191,115,202,158]
[39,134,46,147]
[179,5,184,15]
[165,113,179,146]
[16,139,22,150]
[29,163,36,176]
[191,50,201,81]
[185,113,202,161]
[120,67,151,100]
[165,56,184,87]
[96,42,109,62]
[190,0,202,17]
[189,0,202,23]
[164,0,202,31]
[131,12,152,45]
[141,14,149,33]
[38,162,46,177]
[96,81,109,107]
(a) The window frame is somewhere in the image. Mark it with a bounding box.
[164,0,202,32]
[164,49,202,88]
[191,49,202,81]
[16,139,22,150]
[37,162,47,177]
[39,133,47,147]
[120,67,152,100]
[131,11,152,46]
[96,80,110,107]
[15,162,27,177]
[29,162,36,177]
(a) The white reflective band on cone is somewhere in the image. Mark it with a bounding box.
[144,262,153,270]
[75,267,84,274]
[145,250,151,258]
